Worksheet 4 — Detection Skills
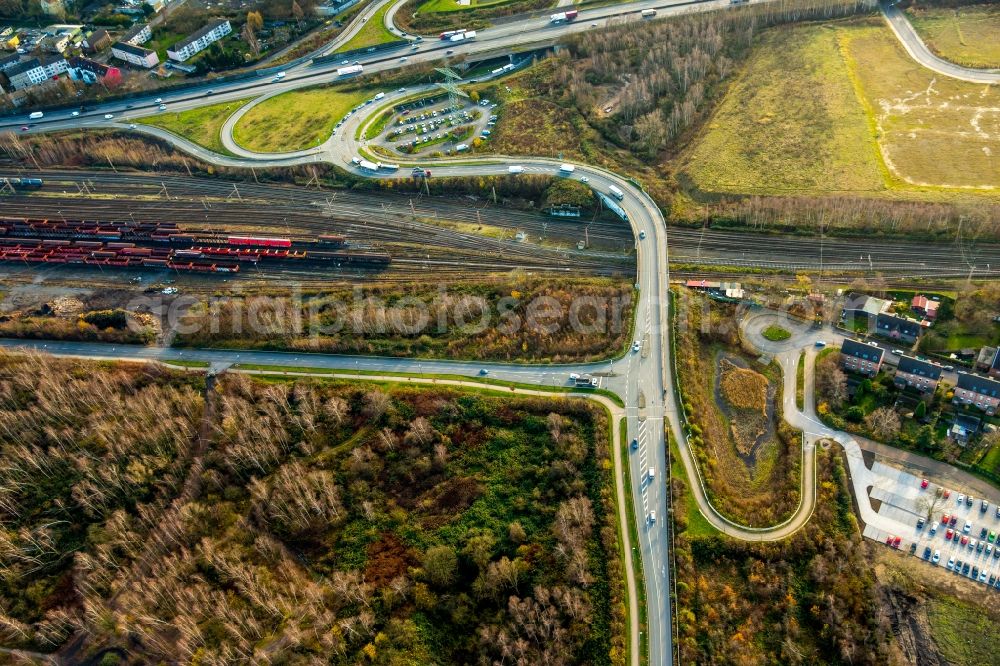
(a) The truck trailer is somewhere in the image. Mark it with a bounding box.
[550,10,579,23]
[337,65,363,77]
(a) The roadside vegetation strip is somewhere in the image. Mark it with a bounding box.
[618,417,649,666]
[905,4,1000,70]
[667,430,720,539]
[136,98,254,156]
[796,352,805,411]
[230,363,627,406]
[334,0,398,53]
[232,86,375,152]
[762,324,792,342]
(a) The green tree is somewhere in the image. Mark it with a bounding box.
[423,545,457,588]
[914,401,926,419]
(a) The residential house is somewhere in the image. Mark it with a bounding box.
[40,33,70,53]
[954,372,1000,416]
[0,52,20,73]
[67,56,121,86]
[122,22,152,46]
[111,41,159,68]
[3,33,20,51]
[4,55,68,91]
[976,346,997,373]
[83,29,111,53]
[987,348,1000,380]
[949,414,982,446]
[167,18,231,62]
[875,313,924,344]
[840,339,884,377]
[842,292,890,325]
[893,355,943,394]
[911,294,940,321]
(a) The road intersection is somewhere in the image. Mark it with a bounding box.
[1,1,997,663]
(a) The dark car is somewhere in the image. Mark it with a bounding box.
[909,542,917,555]
[924,546,932,559]
[991,574,997,586]
[917,517,925,529]
[978,541,985,552]
[963,563,971,575]
[973,566,980,579]
[981,527,988,539]
[950,515,958,526]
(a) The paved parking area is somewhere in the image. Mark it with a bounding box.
[372,97,498,156]
[862,460,1000,589]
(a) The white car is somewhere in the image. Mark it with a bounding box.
[569,373,580,381]
[647,467,655,480]
[648,511,656,523]
[398,87,406,92]
[632,341,641,353]
[932,550,940,564]
[579,176,589,183]
[964,520,973,533]
[638,230,646,240]
[104,113,114,119]
[159,104,167,111]
[399,57,407,62]
[129,123,136,129]
[71,111,79,116]
[947,556,956,569]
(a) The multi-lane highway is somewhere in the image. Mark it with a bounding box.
[1,1,994,664]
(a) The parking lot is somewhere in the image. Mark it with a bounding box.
[862,459,1000,589]
[369,96,498,157]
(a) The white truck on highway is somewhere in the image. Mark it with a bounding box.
[337,65,364,77]
[641,8,657,18]
[29,111,43,119]
[608,184,625,200]
[508,165,524,174]
[449,30,477,42]
[550,9,578,24]
[559,164,576,175]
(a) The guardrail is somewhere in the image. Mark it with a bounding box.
[313,39,409,65]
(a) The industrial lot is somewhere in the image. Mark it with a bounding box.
[1,0,999,664]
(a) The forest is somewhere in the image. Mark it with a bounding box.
[0,353,624,664]
[670,444,894,663]
[175,277,635,363]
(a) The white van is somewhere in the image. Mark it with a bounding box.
[29,111,43,120]
[559,163,575,174]
[374,92,385,101]
[608,185,625,200]
[648,467,655,480]
[508,165,524,174]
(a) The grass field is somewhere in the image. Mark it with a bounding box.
[681,23,882,196]
[762,324,791,342]
[334,1,398,53]
[927,595,1000,665]
[232,87,373,152]
[681,19,1000,198]
[420,0,514,12]
[907,4,1000,70]
[138,98,252,155]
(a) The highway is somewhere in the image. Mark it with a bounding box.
[1,1,994,663]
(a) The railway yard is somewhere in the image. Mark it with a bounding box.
[0,170,998,291]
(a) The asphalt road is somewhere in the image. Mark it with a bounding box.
[881,1,1000,84]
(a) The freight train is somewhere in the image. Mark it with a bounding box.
[0,218,391,273]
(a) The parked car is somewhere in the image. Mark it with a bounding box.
[967,495,975,506]
[982,527,989,539]
[946,528,954,540]
[959,493,966,504]
[929,523,938,536]
[964,520,973,533]
[950,515,957,526]
[943,513,950,524]
[932,550,941,564]
[983,500,990,512]
[917,517,925,529]
[923,546,932,560]
[921,478,929,489]
[947,556,955,569]
[961,535,969,545]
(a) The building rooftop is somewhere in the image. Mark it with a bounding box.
[171,18,229,52]
[5,57,41,77]
[897,356,942,380]
[112,41,155,57]
[956,372,1000,398]
[841,339,884,363]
